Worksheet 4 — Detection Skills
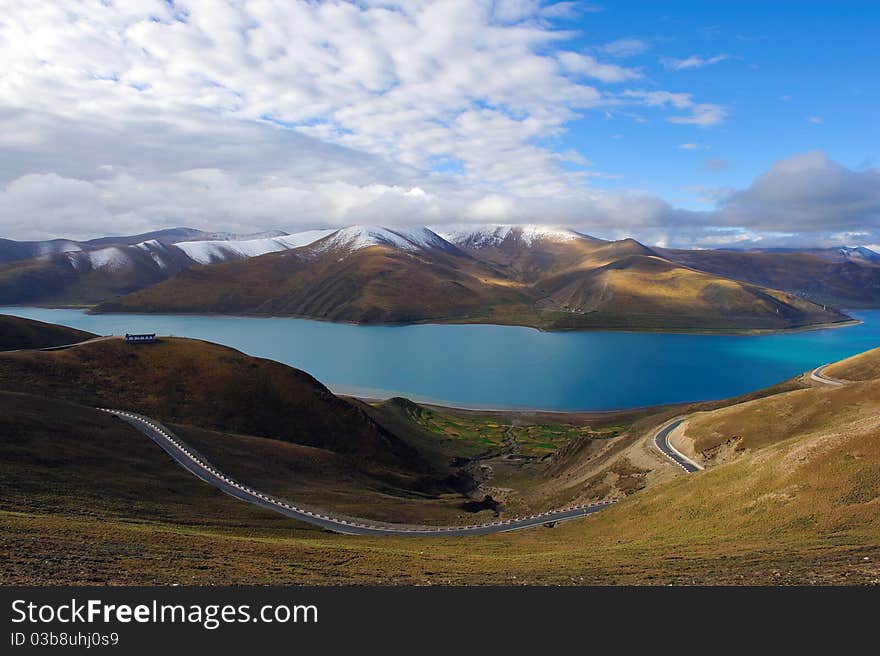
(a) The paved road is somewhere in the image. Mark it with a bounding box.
[101,408,615,536]
[2,335,118,354]
[652,416,704,473]
[810,363,847,387]
[654,362,852,473]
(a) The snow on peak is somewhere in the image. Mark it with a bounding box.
[437,224,585,248]
[176,229,336,264]
[184,229,290,243]
[38,240,82,256]
[86,247,133,272]
[841,245,880,262]
[313,226,452,253]
[135,239,171,269]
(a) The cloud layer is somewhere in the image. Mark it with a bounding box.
[0,1,875,250]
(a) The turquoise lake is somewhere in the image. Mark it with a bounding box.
[2,307,879,411]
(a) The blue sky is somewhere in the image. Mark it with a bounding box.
[550,0,880,208]
[0,0,877,248]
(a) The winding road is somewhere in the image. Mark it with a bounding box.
[652,363,852,473]
[13,333,851,534]
[652,416,704,473]
[810,363,847,387]
[101,408,615,536]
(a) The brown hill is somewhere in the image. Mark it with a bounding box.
[0,314,95,351]
[98,238,531,323]
[443,225,606,282]
[537,254,845,330]
[824,347,880,381]
[0,244,192,305]
[0,337,426,470]
[4,346,879,585]
[659,247,880,308]
[98,227,847,332]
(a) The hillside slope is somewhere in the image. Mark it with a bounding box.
[3,347,878,584]
[0,228,335,306]
[825,347,880,381]
[0,337,425,469]
[671,348,880,470]
[98,227,533,323]
[535,254,844,330]
[98,225,847,332]
[660,247,880,308]
[0,314,95,351]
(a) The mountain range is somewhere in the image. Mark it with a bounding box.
[0,227,334,305]
[3,224,879,331]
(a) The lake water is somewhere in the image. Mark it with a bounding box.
[2,307,879,411]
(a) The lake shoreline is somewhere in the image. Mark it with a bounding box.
[17,302,862,336]
[1,306,877,413]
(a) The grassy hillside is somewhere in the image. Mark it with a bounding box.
[0,314,95,351]
[3,352,878,584]
[535,254,844,331]
[0,392,490,533]
[825,347,880,381]
[0,337,425,469]
[98,245,532,323]
[0,247,189,305]
[0,332,662,522]
[1,327,878,584]
[660,247,880,309]
[679,381,880,465]
[97,236,847,332]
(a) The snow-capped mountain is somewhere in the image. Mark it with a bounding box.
[36,229,339,273]
[436,224,589,248]
[5,223,880,317]
[0,227,343,305]
[312,225,456,254]
[176,230,337,264]
[837,246,880,264]
[748,244,880,266]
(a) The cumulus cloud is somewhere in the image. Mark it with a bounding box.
[597,152,880,250]
[713,151,880,233]
[0,0,738,240]
[557,52,643,83]
[1,2,870,251]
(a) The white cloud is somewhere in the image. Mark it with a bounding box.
[557,52,643,83]
[598,38,648,58]
[0,0,737,240]
[622,90,726,126]
[678,143,709,150]
[662,54,729,71]
[714,151,880,232]
[668,104,727,127]
[807,116,824,124]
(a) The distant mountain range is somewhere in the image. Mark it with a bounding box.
[2,223,878,331]
[736,245,880,265]
[0,227,334,305]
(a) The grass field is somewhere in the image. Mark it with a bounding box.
[1,337,878,585]
[0,314,95,350]
[379,398,623,458]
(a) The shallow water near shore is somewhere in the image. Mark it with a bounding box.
[3,307,879,411]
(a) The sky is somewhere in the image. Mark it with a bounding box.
[0,0,878,248]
